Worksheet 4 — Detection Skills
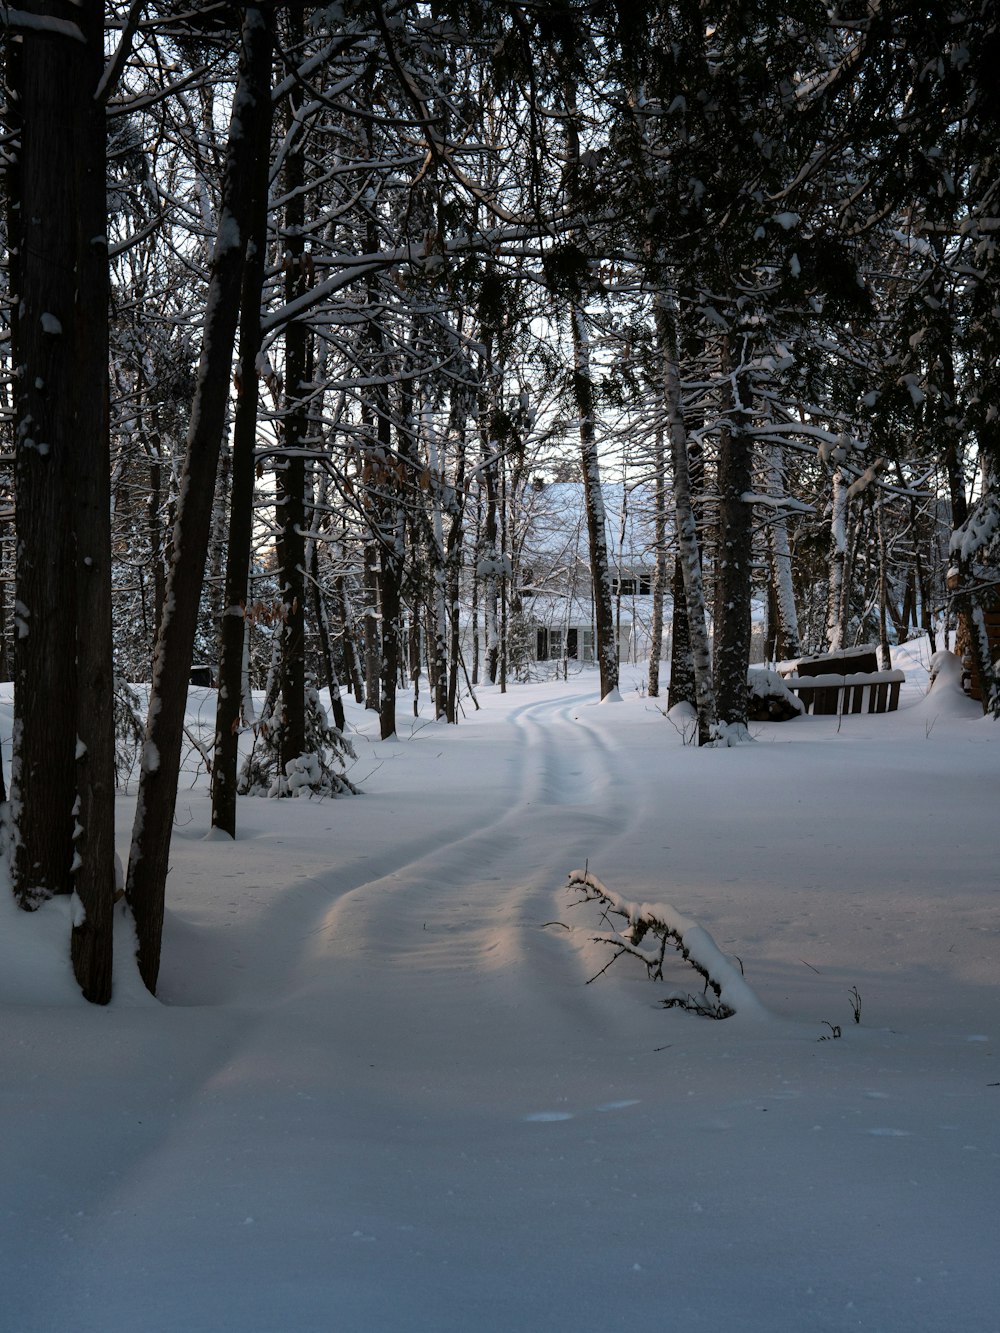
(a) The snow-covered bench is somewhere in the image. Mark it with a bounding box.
[778,644,904,715]
[780,668,904,715]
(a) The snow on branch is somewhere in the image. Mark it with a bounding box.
[741,491,815,514]
[566,870,765,1020]
[2,9,84,41]
[950,490,1000,564]
[845,458,886,501]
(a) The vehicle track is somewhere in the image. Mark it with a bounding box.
[303,689,648,991]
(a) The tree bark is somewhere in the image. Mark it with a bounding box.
[657,301,717,743]
[9,0,116,1002]
[126,8,274,993]
[826,466,848,652]
[211,14,273,836]
[647,421,667,698]
[667,555,696,710]
[571,304,618,699]
[362,539,381,710]
[764,446,801,660]
[277,21,308,774]
[712,345,754,732]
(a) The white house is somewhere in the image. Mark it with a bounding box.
[518,481,661,666]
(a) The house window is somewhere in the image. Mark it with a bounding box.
[537,625,595,662]
[614,572,652,597]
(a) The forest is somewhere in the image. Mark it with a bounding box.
[2,0,999,1006]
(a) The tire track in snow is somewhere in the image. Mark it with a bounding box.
[304,689,646,989]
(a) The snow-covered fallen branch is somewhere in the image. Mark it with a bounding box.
[566,870,765,1020]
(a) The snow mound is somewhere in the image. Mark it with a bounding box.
[907,650,982,720]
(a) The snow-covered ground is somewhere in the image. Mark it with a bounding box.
[1,641,997,1332]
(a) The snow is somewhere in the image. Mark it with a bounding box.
[782,668,905,688]
[214,214,241,258]
[3,9,84,40]
[1,648,998,1331]
[950,490,1000,563]
[780,641,881,668]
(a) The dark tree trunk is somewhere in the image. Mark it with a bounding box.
[363,540,381,711]
[211,16,273,836]
[9,0,116,1002]
[440,387,469,723]
[378,524,403,738]
[333,571,364,703]
[276,452,307,766]
[712,351,754,731]
[277,16,308,774]
[667,555,696,710]
[377,416,407,741]
[146,428,166,650]
[647,423,667,699]
[68,0,116,1002]
[657,301,716,743]
[310,543,346,733]
[571,306,618,700]
[10,6,79,911]
[482,457,500,685]
[126,8,274,993]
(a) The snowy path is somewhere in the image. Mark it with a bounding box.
[2,668,998,1332]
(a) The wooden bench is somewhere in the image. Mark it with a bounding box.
[780,669,904,715]
[777,645,904,715]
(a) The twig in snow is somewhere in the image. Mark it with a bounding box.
[566,868,765,1020]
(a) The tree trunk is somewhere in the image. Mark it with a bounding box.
[482,455,500,685]
[378,519,403,738]
[712,347,754,732]
[647,422,667,698]
[211,15,273,836]
[764,446,801,660]
[571,304,618,699]
[68,0,116,1003]
[307,477,346,733]
[377,375,408,741]
[276,26,308,775]
[877,499,892,671]
[667,555,696,710]
[826,466,848,652]
[657,301,717,743]
[363,540,381,710]
[9,0,116,1002]
[126,8,274,993]
[334,569,364,703]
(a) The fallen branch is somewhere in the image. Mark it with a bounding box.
[566,869,765,1020]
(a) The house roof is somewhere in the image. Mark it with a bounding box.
[520,481,660,570]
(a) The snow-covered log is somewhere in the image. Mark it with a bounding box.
[566,870,765,1020]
